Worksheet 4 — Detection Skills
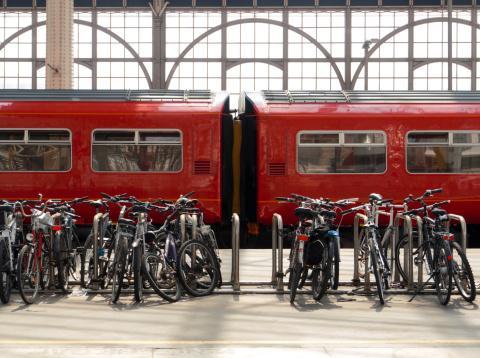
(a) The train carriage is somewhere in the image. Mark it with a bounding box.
[0,90,233,225]
[240,90,480,227]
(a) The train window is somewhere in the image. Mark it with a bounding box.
[407,131,480,173]
[297,131,387,174]
[92,129,182,172]
[0,129,71,172]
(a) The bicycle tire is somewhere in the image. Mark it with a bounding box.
[133,244,143,303]
[289,261,302,304]
[80,233,94,288]
[177,239,218,297]
[312,251,331,301]
[370,247,385,305]
[0,239,12,304]
[451,241,475,302]
[394,236,409,284]
[17,244,40,304]
[144,252,181,302]
[54,231,69,293]
[111,235,127,303]
[434,240,453,306]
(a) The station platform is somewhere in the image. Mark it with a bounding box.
[0,249,479,357]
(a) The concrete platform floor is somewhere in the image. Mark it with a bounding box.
[0,249,479,357]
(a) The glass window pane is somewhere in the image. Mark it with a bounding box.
[92,145,182,172]
[0,144,71,171]
[453,132,480,144]
[344,133,385,144]
[28,130,70,142]
[94,131,135,142]
[408,132,448,144]
[407,146,480,173]
[336,147,386,173]
[298,147,335,173]
[300,133,339,144]
[0,130,24,141]
[139,131,181,143]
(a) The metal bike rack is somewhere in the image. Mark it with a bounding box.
[353,213,368,288]
[179,214,186,243]
[393,213,414,290]
[231,213,240,291]
[272,213,284,291]
[447,214,467,253]
[413,216,424,285]
[92,212,104,287]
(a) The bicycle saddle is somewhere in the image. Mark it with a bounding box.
[89,200,106,209]
[369,193,383,203]
[0,205,13,213]
[132,205,150,213]
[294,207,315,220]
[320,210,336,219]
[118,218,135,226]
[431,208,447,218]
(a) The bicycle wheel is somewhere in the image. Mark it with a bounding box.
[144,252,181,302]
[394,236,409,284]
[17,244,40,304]
[177,239,218,297]
[312,251,331,301]
[370,247,385,305]
[40,235,51,290]
[54,231,69,293]
[80,233,93,288]
[0,240,12,304]
[434,240,453,306]
[133,244,143,303]
[289,261,302,304]
[111,235,127,303]
[451,241,476,302]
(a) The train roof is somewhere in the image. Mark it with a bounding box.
[0,89,230,113]
[240,90,480,116]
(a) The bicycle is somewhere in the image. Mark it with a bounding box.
[343,194,393,305]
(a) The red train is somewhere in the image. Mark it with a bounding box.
[1,90,480,235]
[241,91,480,227]
[0,90,233,224]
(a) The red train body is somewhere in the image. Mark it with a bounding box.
[240,91,480,226]
[0,90,233,225]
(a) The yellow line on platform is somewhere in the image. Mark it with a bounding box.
[0,339,480,346]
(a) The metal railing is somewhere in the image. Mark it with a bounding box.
[447,214,467,253]
[272,213,284,291]
[231,213,240,291]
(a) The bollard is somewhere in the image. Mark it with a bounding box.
[231,213,240,291]
[447,214,467,253]
[272,214,284,291]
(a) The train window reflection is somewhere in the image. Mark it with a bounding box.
[0,129,71,172]
[407,131,480,173]
[297,131,386,174]
[92,129,182,172]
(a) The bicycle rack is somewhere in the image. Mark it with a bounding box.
[92,212,104,288]
[393,213,414,290]
[179,214,186,243]
[353,213,368,288]
[413,216,424,285]
[231,213,240,291]
[447,214,467,253]
[272,213,284,291]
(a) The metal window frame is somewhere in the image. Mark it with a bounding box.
[296,130,388,175]
[0,127,73,173]
[91,128,184,173]
[406,129,480,174]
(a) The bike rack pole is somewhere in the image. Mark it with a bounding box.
[179,214,186,243]
[92,212,103,284]
[231,213,240,291]
[414,216,423,286]
[393,214,413,289]
[191,214,198,241]
[272,213,284,291]
[447,214,467,253]
[353,213,368,286]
